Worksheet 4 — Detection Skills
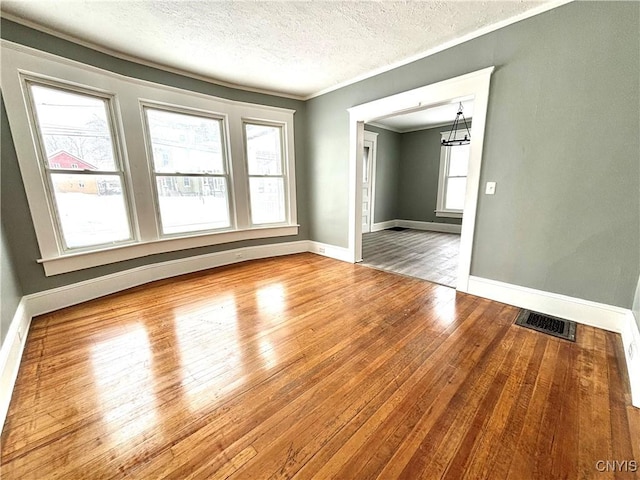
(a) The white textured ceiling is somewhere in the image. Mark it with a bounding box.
[1,1,552,99]
[372,98,474,132]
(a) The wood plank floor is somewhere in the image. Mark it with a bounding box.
[362,229,460,287]
[1,253,638,479]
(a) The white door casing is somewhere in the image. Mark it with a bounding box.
[347,66,494,292]
[361,131,378,233]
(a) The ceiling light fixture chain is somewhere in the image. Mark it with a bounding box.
[441,102,471,147]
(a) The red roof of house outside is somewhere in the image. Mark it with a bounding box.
[48,151,97,170]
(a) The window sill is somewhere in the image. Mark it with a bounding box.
[38,225,299,276]
[435,210,463,219]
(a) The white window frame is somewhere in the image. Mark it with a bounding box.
[242,120,290,227]
[141,102,235,237]
[20,75,138,253]
[435,129,472,219]
[1,41,298,276]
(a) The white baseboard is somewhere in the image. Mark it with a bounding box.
[370,219,462,234]
[26,241,309,316]
[307,241,352,263]
[621,313,640,408]
[396,219,462,234]
[371,220,396,232]
[468,275,639,408]
[467,276,628,333]
[0,299,31,431]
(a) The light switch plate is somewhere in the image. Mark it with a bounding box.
[485,182,496,195]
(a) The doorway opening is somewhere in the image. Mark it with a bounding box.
[360,98,473,287]
[347,67,494,293]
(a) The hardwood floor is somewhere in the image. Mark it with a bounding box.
[1,253,638,479]
[362,229,460,287]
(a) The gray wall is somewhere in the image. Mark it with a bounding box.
[634,277,640,333]
[307,1,639,308]
[364,124,401,223]
[1,224,22,345]
[1,99,23,344]
[397,125,462,225]
[0,19,309,295]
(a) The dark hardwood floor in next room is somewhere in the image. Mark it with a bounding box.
[362,229,460,287]
[1,253,638,479]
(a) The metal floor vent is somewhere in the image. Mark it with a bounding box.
[388,227,407,231]
[515,310,576,342]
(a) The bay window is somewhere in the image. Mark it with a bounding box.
[1,41,297,276]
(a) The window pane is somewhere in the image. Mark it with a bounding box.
[146,108,225,174]
[445,177,467,211]
[30,84,117,171]
[245,124,283,175]
[249,177,285,224]
[156,176,229,234]
[449,145,470,177]
[50,173,130,248]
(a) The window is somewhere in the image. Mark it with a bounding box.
[143,106,231,235]
[244,123,287,225]
[2,43,297,275]
[436,131,471,218]
[25,81,133,250]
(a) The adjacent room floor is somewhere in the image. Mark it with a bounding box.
[1,253,638,479]
[362,228,461,287]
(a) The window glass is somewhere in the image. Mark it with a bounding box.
[50,173,130,248]
[249,177,285,224]
[245,123,286,225]
[448,145,470,177]
[146,108,225,174]
[30,85,117,171]
[155,176,230,234]
[145,107,231,235]
[245,124,283,175]
[29,83,132,249]
[445,177,467,211]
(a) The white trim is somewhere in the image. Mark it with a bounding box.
[367,122,402,134]
[27,241,309,316]
[307,0,572,100]
[370,219,462,234]
[0,41,298,114]
[307,241,352,263]
[0,14,306,101]
[362,131,378,234]
[435,211,463,219]
[39,225,300,276]
[622,312,640,408]
[396,220,462,234]
[348,67,494,291]
[467,276,627,334]
[368,120,470,135]
[371,220,397,232]
[0,299,31,431]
